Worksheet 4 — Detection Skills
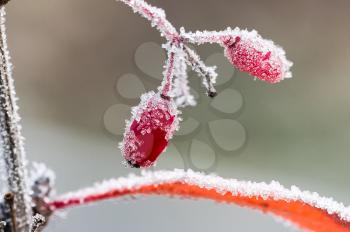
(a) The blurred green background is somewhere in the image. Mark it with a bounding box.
[4,0,350,231]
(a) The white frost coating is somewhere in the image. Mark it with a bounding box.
[129,91,180,136]
[181,27,293,80]
[0,7,32,232]
[55,169,350,223]
[119,90,180,166]
[116,0,220,93]
[183,45,218,95]
[158,43,176,96]
[170,45,196,107]
[117,0,177,40]
[29,162,56,199]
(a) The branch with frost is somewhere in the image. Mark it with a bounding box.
[48,169,350,232]
[159,44,176,98]
[0,0,295,231]
[118,0,293,167]
[118,0,219,97]
[170,47,196,107]
[0,7,32,232]
[182,45,218,97]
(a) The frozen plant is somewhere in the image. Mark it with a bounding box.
[1,0,349,232]
[47,170,350,232]
[118,0,293,168]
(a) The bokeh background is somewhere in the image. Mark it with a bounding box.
[3,0,350,231]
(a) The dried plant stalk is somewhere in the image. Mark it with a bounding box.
[0,7,32,232]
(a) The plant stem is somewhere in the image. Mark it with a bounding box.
[160,50,175,98]
[0,7,32,232]
[182,45,217,97]
[48,170,350,232]
[117,0,218,96]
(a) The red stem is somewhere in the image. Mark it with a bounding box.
[161,51,175,97]
[48,176,350,232]
[119,0,178,41]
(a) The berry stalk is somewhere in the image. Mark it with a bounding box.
[160,49,176,98]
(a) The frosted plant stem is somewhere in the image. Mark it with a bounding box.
[160,49,176,98]
[48,169,350,232]
[0,7,32,232]
[171,48,196,107]
[116,0,219,94]
[117,0,177,41]
[182,45,217,97]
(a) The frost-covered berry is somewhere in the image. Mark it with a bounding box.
[120,91,179,168]
[222,30,292,84]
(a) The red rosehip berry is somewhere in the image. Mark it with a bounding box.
[120,91,179,168]
[223,31,292,84]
